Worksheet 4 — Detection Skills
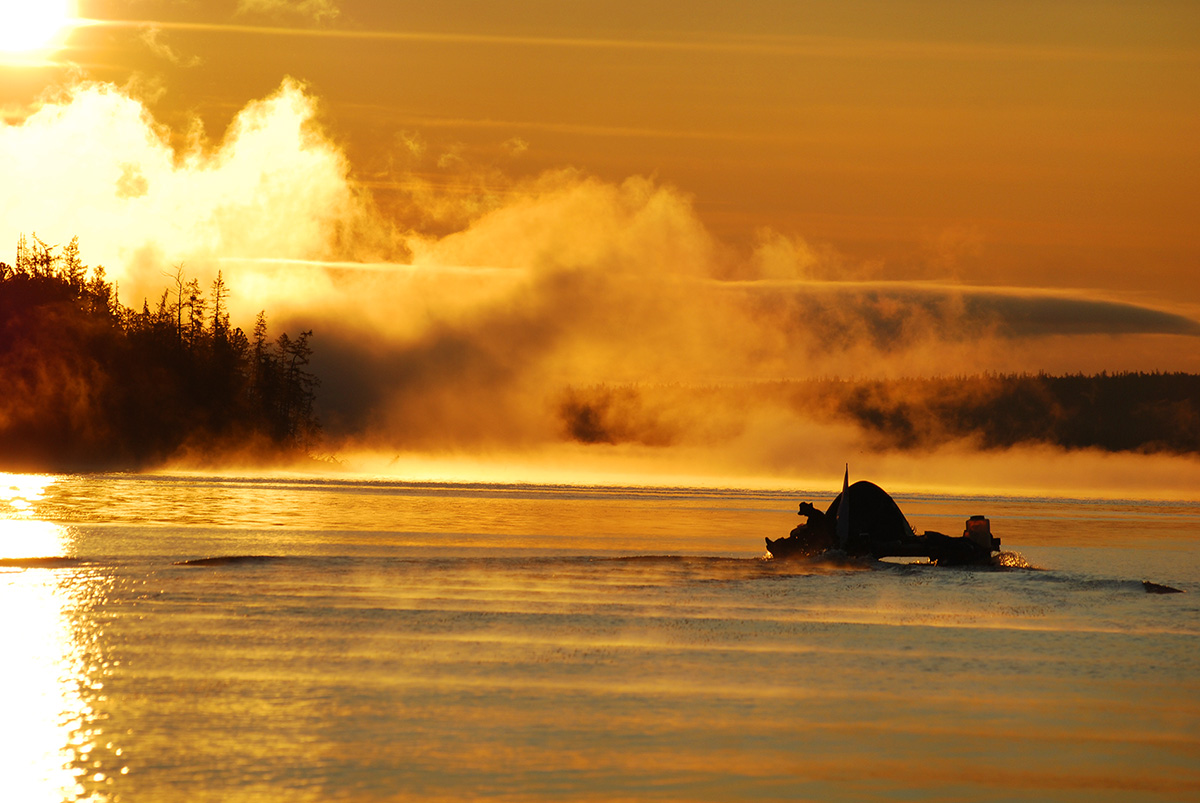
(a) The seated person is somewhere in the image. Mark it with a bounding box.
[769,501,835,555]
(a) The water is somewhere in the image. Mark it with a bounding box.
[2,473,1198,802]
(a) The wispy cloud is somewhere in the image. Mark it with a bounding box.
[80,20,1200,63]
[139,25,202,67]
[358,111,782,144]
[236,0,340,23]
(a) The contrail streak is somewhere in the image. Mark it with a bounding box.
[218,256,515,276]
[79,19,1200,63]
[82,19,786,53]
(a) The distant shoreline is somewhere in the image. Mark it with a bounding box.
[557,372,1200,456]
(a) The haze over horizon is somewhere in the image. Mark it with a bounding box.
[2,1,1199,494]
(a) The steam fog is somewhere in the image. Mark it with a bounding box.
[4,78,1199,495]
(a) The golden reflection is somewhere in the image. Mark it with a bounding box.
[0,566,86,800]
[0,519,72,561]
[1,473,58,517]
[1,475,116,802]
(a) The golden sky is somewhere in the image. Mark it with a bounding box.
[1,1,1194,291]
[2,1,1199,488]
[2,4,1200,463]
[57,5,1200,280]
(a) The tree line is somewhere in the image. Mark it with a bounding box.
[0,234,320,471]
[814,372,1200,454]
[557,372,1200,456]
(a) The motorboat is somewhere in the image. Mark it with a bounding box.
[766,477,1000,566]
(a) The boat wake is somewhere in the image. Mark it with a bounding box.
[173,555,286,566]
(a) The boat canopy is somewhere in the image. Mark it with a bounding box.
[824,480,916,549]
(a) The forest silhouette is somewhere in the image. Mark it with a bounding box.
[0,235,319,471]
[3,236,1199,473]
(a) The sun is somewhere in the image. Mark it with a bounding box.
[0,1,75,57]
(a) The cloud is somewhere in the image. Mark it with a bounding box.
[503,137,530,157]
[236,0,340,22]
[0,77,389,308]
[404,171,717,278]
[140,25,202,67]
[3,77,1198,479]
[720,281,1200,347]
[956,290,1200,337]
[302,262,1200,449]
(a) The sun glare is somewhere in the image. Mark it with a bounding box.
[0,1,74,57]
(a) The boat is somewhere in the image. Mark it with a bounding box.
[766,478,1000,566]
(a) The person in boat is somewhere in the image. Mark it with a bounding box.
[774,502,835,557]
[770,481,915,558]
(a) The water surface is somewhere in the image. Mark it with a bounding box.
[2,473,1197,801]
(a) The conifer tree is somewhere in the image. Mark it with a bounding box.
[0,234,325,469]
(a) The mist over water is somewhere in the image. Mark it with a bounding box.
[3,77,1199,801]
[4,79,1200,479]
[2,473,1198,801]
[4,10,1199,798]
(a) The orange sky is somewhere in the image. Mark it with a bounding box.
[0,2,1193,297]
[0,2,1197,350]
[2,1,1200,489]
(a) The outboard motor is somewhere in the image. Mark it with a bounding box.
[964,515,1000,552]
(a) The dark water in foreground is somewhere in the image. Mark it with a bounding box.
[1,473,1198,801]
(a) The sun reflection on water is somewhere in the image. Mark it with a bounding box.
[1,473,57,517]
[1,474,116,802]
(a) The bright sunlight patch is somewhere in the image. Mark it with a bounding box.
[0,0,74,56]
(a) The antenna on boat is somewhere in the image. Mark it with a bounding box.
[837,464,849,550]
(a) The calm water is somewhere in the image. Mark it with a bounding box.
[2,473,1198,802]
